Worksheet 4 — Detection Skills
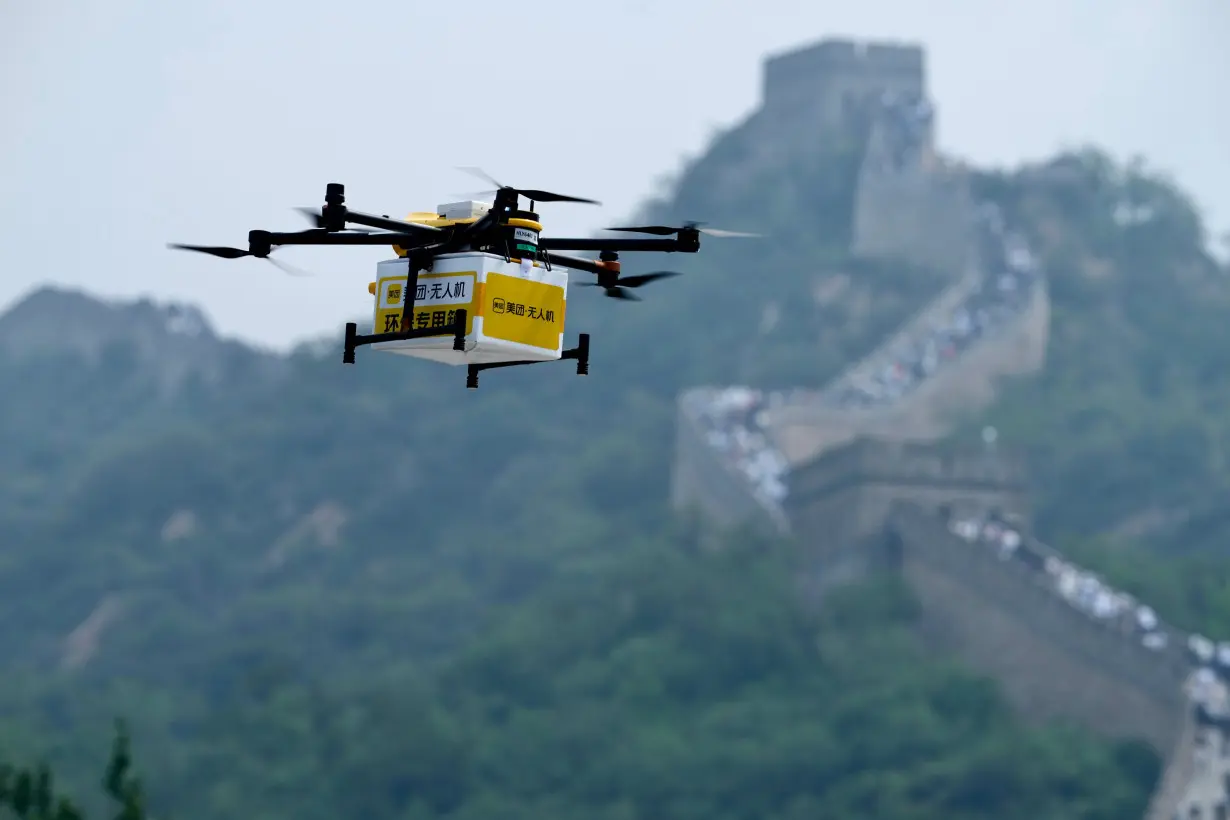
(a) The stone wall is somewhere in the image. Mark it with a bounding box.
[763,278,1051,467]
[781,439,1193,813]
[851,150,975,273]
[781,440,1187,754]
[785,438,1030,541]
[671,390,788,535]
[888,504,1187,752]
[671,34,1197,817]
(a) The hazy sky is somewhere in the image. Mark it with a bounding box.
[3,0,1228,351]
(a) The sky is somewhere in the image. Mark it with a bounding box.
[2,0,1228,352]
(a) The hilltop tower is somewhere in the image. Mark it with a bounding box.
[760,39,926,130]
[759,37,975,274]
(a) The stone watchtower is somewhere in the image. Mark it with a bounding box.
[783,436,1030,582]
[760,39,926,131]
[759,37,975,274]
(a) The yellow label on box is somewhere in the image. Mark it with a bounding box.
[481,272,565,350]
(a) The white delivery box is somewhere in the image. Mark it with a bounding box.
[370,251,569,366]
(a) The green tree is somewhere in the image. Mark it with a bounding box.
[1,722,143,820]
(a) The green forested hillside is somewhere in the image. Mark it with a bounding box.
[3,551,1160,820]
[1,135,1228,819]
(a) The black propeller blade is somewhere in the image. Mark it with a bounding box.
[456,166,601,205]
[168,243,252,259]
[605,221,762,238]
[604,287,642,301]
[617,271,681,288]
[577,282,642,301]
[577,270,680,301]
[266,258,315,277]
[167,244,314,277]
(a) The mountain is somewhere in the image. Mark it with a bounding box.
[2,41,1228,820]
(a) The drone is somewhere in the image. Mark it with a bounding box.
[169,168,757,388]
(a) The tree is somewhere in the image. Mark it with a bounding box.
[1,722,145,820]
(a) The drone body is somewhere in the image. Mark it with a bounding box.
[361,196,584,386]
[169,171,757,388]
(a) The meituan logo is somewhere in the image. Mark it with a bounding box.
[492,297,506,314]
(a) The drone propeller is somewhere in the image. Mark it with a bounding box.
[293,207,376,233]
[577,270,680,302]
[605,221,762,238]
[266,258,316,277]
[455,166,601,205]
[167,243,315,277]
[168,243,251,260]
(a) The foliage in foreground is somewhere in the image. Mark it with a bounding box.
[2,723,142,820]
[4,548,1159,820]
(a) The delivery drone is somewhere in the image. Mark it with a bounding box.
[168,169,757,388]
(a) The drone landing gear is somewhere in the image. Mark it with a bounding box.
[466,333,590,389]
[342,310,469,364]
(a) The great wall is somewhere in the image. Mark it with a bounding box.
[669,38,1219,819]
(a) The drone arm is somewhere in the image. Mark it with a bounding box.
[540,251,607,276]
[538,237,698,253]
[256,230,439,249]
[342,210,445,236]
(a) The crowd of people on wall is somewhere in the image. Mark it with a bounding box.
[869,89,934,173]
[826,203,1039,411]
[1175,724,1230,819]
[947,510,1230,820]
[688,386,789,507]
[947,512,1176,654]
[1184,642,1230,818]
[687,200,1037,512]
